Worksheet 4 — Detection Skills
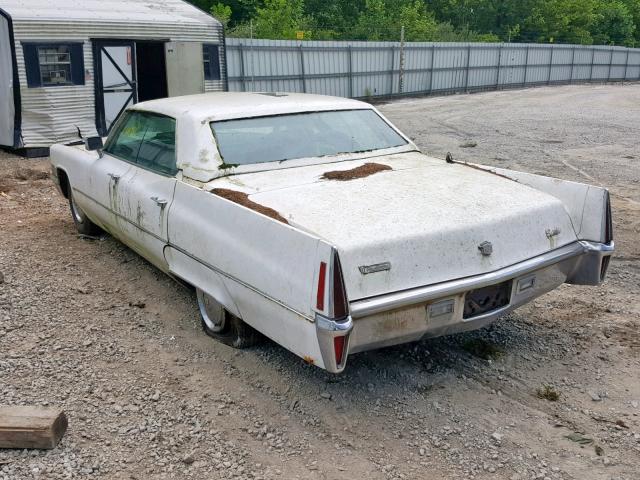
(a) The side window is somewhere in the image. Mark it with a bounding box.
[22,43,85,88]
[104,111,146,164]
[136,115,177,176]
[203,44,221,81]
[105,111,177,176]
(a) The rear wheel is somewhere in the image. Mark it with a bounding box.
[68,183,102,236]
[196,288,261,348]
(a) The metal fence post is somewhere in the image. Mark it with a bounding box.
[569,46,576,84]
[523,45,530,88]
[399,26,405,94]
[464,44,471,92]
[389,45,396,95]
[428,44,435,94]
[607,46,614,82]
[547,46,554,85]
[623,49,629,81]
[495,44,503,89]
[348,45,353,98]
[589,48,595,82]
[299,43,306,93]
[238,43,246,92]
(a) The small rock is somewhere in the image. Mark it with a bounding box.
[491,432,504,442]
[182,454,195,465]
[589,392,602,402]
[150,391,160,402]
[320,392,332,400]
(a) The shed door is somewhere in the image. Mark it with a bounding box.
[165,42,204,97]
[93,41,137,136]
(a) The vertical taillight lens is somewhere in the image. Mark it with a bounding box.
[331,251,348,319]
[333,336,346,366]
[316,262,327,311]
[315,251,349,320]
[604,191,613,244]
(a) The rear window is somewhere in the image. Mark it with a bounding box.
[210,109,407,166]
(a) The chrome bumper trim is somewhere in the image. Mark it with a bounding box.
[315,314,353,374]
[349,241,614,319]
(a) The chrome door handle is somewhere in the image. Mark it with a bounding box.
[107,173,121,183]
[151,196,168,207]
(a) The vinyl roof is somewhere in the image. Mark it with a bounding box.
[130,92,371,121]
[0,0,221,26]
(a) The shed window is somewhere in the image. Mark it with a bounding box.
[23,42,85,88]
[203,44,221,81]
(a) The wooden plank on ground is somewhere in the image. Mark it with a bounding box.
[0,407,67,449]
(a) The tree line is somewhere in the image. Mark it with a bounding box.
[187,0,640,46]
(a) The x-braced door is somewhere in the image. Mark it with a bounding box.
[93,41,137,136]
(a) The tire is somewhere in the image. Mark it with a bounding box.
[196,288,261,348]
[68,182,102,236]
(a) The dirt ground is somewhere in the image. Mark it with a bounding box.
[1,84,639,480]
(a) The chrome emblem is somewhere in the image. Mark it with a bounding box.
[359,262,391,275]
[478,241,493,256]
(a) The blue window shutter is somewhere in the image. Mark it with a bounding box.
[23,44,41,88]
[70,43,85,85]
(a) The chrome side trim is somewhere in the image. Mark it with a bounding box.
[349,241,612,319]
[72,187,315,323]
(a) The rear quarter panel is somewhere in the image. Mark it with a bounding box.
[475,165,610,243]
[167,181,328,366]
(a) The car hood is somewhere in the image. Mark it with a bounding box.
[207,152,578,301]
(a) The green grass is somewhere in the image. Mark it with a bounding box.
[536,384,560,402]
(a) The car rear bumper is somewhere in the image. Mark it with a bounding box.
[343,240,613,355]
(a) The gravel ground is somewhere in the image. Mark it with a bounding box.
[1,84,639,480]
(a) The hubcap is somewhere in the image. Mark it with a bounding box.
[197,289,227,333]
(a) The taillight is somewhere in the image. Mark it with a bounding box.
[331,251,348,319]
[316,262,327,311]
[604,191,613,244]
[333,336,346,365]
[315,251,349,319]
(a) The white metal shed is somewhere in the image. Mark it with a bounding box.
[0,0,226,155]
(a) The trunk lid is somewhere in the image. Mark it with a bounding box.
[208,152,578,301]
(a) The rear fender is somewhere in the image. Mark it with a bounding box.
[469,164,611,244]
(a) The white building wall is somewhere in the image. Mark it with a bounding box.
[11,19,224,147]
[0,15,14,146]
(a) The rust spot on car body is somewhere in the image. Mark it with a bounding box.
[321,162,392,181]
[303,356,315,365]
[211,188,289,225]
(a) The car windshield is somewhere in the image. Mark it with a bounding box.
[210,109,408,166]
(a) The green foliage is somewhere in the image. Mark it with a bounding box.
[191,0,640,46]
[210,3,232,28]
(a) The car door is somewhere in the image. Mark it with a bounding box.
[86,112,138,235]
[99,110,178,271]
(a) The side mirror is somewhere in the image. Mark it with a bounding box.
[85,136,104,151]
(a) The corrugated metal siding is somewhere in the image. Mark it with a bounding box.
[0,14,14,146]
[11,17,224,147]
[226,39,640,99]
